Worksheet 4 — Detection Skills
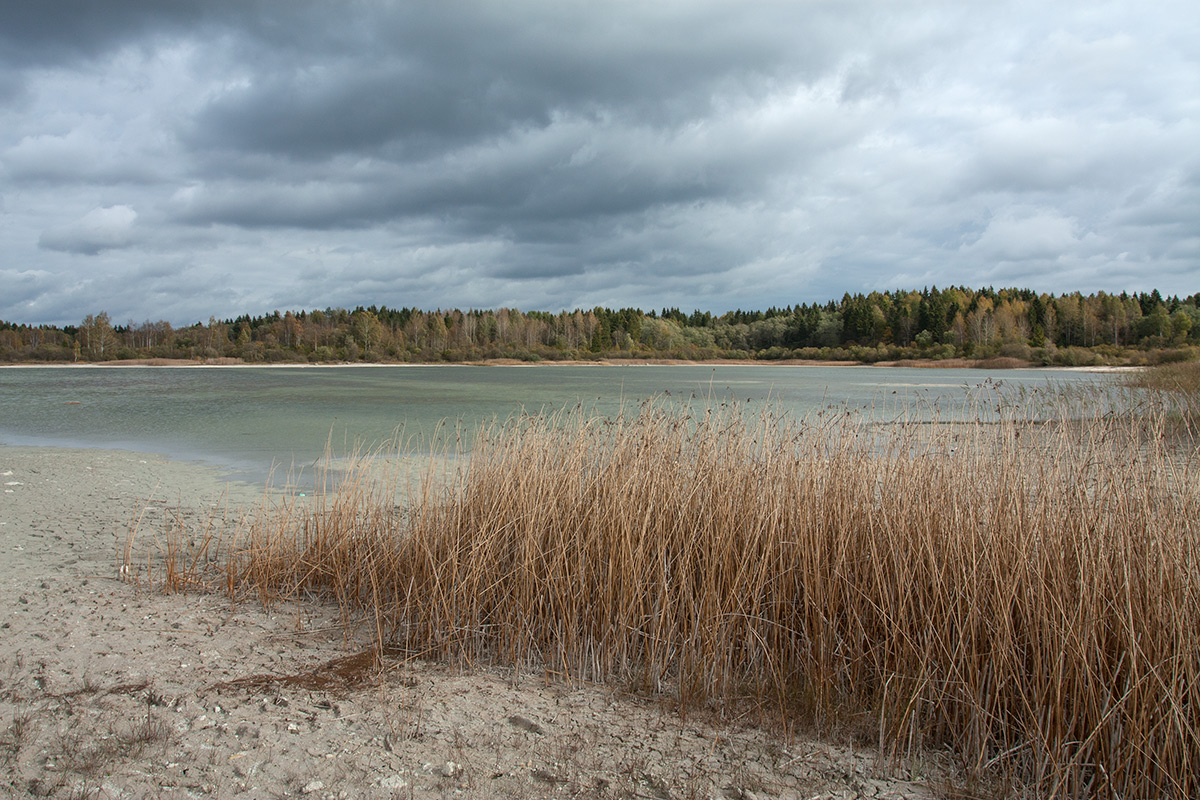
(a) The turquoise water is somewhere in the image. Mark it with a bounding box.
[0,364,1105,485]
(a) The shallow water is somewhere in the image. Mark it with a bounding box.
[0,364,1106,486]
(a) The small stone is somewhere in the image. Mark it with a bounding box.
[379,776,407,790]
[302,780,324,794]
[506,715,544,735]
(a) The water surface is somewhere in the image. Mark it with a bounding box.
[0,364,1105,486]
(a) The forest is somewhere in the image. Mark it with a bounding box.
[1,286,1197,366]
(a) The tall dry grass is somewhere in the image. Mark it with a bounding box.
[1126,360,1200,442]
[153,388,1199,798]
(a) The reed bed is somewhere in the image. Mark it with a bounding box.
[169,389,1198,798]
[1125,359,1200,442]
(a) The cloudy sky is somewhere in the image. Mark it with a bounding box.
[1,1,1197,326]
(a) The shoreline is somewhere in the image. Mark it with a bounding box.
[0,443,960,797]
[0,357,1142,372]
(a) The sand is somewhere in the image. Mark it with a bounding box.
[0,445,961,799]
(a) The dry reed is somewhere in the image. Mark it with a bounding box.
[154,388,1199,798]
[1126,360,1200,442]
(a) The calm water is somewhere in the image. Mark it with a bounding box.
[0,364,1106,485]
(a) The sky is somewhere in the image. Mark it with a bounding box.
[1,1,1197,327]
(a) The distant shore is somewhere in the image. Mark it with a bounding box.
[0,356,1142,371]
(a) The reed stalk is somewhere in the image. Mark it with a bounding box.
[170,387,1197,798]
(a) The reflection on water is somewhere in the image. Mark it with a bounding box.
[0,364,1107,487]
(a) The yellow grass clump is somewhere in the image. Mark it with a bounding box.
[151,390,1200,798]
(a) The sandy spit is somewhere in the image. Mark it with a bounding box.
[0,445,962,799]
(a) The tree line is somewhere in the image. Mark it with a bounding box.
[2,286,1197,366]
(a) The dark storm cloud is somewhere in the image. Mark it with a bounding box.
[0,2,194,66]
[169,1,863,241]
[183,2,844,160]
[0,1,341,68]
[176,69,860,235]
[0,1,1197,325]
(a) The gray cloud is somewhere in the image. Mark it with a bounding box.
[182,3,848,160]
[0,1,1197,326]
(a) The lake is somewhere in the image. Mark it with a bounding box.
[0,364,1107,486]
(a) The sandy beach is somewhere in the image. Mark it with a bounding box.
[1,445,959,799]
